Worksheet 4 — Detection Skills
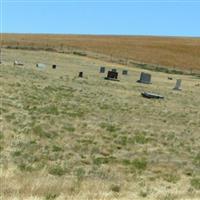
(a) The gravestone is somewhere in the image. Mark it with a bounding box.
[173,79,182,90]
[100,66,105,73]
[14,60,24,66]
[111,68,117,72]
[36,63,46,68]
[79,72,83,78]
[52,64,56,69]
[105,71,119,81]
[137,72,151,84]
[122,70,128,75]
[141,92,164,99]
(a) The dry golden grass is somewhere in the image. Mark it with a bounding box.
[2,34,200,72]
[0,48,200,199]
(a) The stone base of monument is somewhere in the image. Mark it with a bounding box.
[137,80,152,84]
[173,87,182,91]
[104,77,120,81]
[141,92,164,99]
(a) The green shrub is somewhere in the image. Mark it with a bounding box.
[49,165,67,176]
[43,105,59,115]
[100,123,119,132]
[93,156,116,166]
[122,159,131,165]
[45,193,59,200]
[132,158,147,170]
[93,157,109,165]
[122,158,147,172]
[52,145,63,152]
[63,123,75,132]
[115,136,127,146]
[163,173,180,183]
[193,153,200,167]
[75,167,86,181]
[110,184,120,193]
[133,134,148,144]
[0,132,4,140]
[191,178,200,190]
[5,113,15,122]
[33,125,57,138]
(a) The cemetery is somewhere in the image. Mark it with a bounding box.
[1,47,200,200]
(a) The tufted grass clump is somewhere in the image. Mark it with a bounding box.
[193,152,200,167]
[49,164,68,176]
[191,178,200,190]
[100,122,120,132]
[123,158,148,173]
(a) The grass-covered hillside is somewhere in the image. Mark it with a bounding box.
[0,48,200,200]
[2,34,200,73]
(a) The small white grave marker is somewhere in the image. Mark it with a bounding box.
[173,79,182,90]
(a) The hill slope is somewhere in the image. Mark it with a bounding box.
[2,34,200,72]
[1,48,200,199]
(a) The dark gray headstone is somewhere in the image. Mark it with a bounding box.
[122,70,128,75]
[79,72,83,78]
[137,72,151,84]
[111,68,117,72]
[100,66,105,73]
[105,71,119,81]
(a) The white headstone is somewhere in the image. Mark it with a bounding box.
[173,79,182,90]
[14,60,24,66]
[36,63,46,68]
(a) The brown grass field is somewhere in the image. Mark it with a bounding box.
[2,34,200,73]
[0,47,200,200]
